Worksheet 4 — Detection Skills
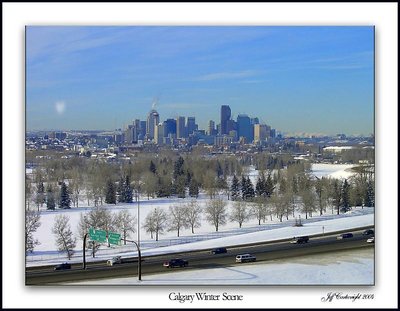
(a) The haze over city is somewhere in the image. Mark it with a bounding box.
[26,26,374,136]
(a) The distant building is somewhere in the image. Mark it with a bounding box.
[236,114,253,143]
[220,105,231,135]
[125,125,136,144]
[254,124,268,143]
[164,118,177,137]
[139,121,147,140]
[176,116,186,139]
[146,109,159,140]
[215,135,233,147]
[155,122,165,145]
[186,117,197,136]
[251,117,259,125]
[208,120,216,136]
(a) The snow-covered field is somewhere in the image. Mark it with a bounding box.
[311,163,356,179]
[69,247,374,285]
[26,164,374,267]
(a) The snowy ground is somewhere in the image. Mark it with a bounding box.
[311,163,356,179]
[26,164,373,266]
[68,247,374,285]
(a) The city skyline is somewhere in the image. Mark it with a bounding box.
[26,26,374,135]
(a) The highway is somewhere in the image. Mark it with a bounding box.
[25,227,374,285]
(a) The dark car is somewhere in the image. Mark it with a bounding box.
[54,263,71,271]
[290,236,310,244]
[211,247,227,254]
[363,229,374,236]
[337,233,354,240]
[163,258,188,268]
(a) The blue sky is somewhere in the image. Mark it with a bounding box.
[26,26,374,135]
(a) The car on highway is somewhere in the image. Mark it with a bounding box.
[337,233,354,240]
[211,247,227,254]
[54,262,71,271]
[363,229,374,236]
[367,236,375,243]
[290,236,309,244]
[107,256,122,266]
[235,254,256,263]
[163,258,189,268]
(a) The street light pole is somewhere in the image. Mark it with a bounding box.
[137,189,140,249]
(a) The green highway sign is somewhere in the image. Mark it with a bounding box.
[108,232,121,245]
[89,228,107,243]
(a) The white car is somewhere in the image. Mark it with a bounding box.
[107,256,122,266]
[367,237,375,243]
[235,254,256,263]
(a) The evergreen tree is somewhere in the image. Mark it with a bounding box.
[149,160,157,174]
[365,179,375,207]
[255,175,264,197]
[124,175,133,203]
[59,182,71,209]
[341,179,351,209]
[245,176,255,200]
[241,176,247,200]
[175,175,186,198]
[230,175,240,201]
[105,179,116,204]
[36,181,45,209]
[46,184,56,210]
[216,161,223,178]
[264,173,275,197]
[173,156,185,180]
[189,179,199,198]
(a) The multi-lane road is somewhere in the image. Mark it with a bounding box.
[25,227,374,285]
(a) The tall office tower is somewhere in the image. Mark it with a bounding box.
[208,120,216,135]
[146,109,159,140]
[251,117,259,125]
[139,121,146,140]
[176,116,186,138]
[227,119,237,133]
[270,128,276,138]
[254,124,268,143]
[134,119,141,139]
[125,125,135,144]
[165,118,177,137]
[155,122,165,145]
[186,117,196,136]
[237,114,253,143]
[220,105,231,135]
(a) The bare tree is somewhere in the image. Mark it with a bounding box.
[168,203,187,237]
[114,210,136,245]
[230,200,251,228]
[142,172,158,200]
[203,170,217,199]
[270,193,289,222]
[300,188,317,219]
[143,208,168,241]
[25,210,41,256]
[251,197,268,225]
[52,214,76,259]
[76,206,113,256]
[205,197,227,232]
[142,212,155,239]
[183,200,202,234]
[70,168,84,208]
